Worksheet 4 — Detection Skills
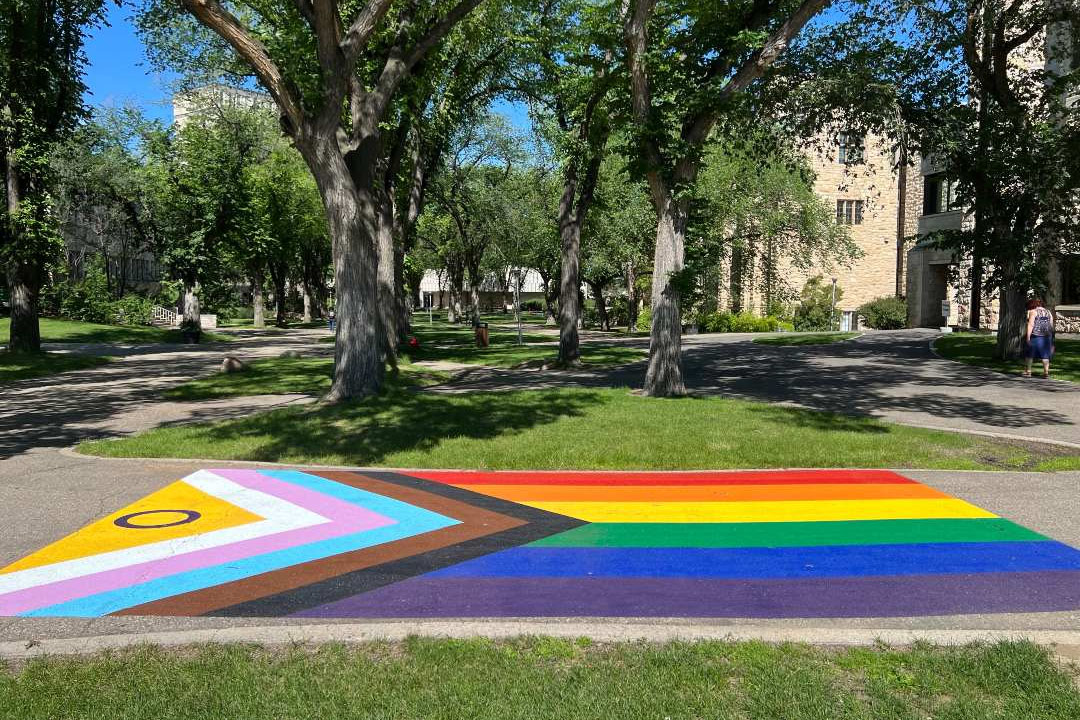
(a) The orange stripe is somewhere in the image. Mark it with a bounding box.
[454,483,950,504]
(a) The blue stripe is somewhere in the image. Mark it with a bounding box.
[27,471,459,617]
[425,542,1080,579]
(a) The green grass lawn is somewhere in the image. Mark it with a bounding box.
[0,317,230,344]
[0,351,110,384]
[162,357,448,400]
[935,332,1079,383]
[80,386,1076,470]
[754,332,860,346]
[326,320,641,368]
[2,639,1076,720]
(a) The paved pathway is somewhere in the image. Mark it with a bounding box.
[0,329,330,460]
[2,328,1079,648]
[434,330,1080,446]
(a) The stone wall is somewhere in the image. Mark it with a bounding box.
[728,133,915,315]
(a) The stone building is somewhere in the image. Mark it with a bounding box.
[172,84,276,129]
[716,131,922,330]
[905,20,1080,331]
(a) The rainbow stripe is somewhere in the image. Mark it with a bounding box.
[295,470,1080,618]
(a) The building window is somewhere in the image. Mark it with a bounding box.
[836,199,864,225]
[837,132,865,164]
[923,173,958,215]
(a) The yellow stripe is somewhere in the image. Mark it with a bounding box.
[523,499,997,524]
[1,481,263,574]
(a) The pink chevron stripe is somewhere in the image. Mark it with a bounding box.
[0,470,393,615]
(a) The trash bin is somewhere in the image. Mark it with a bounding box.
[474,322,489,347]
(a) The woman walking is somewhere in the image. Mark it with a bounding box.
[1023,298,1055,378]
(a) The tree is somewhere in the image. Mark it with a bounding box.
[522,1,621,364]
[146,0,488,400]
[1,0,109,352]
[246,141,330,326]
[582,152,655,331]
[694,132,857,313]
[144,107,269,327]
[621,0,831,395]
[52,107,159,298]
[789,0,1080,359]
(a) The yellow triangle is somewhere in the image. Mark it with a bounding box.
[1,480,264,574]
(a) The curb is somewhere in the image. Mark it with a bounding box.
[56,447,1080,473]
[3,622,1079,660]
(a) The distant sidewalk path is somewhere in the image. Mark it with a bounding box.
[433,330,1080,447]
[0,329,330,461]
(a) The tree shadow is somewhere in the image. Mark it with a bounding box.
[177,388,604,465]
[437,331,1078,435]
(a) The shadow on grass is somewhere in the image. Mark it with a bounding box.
[162,388,604,465]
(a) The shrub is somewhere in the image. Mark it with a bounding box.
[858,295,907,329]
[696,311,792,333]
[110,294,154,326]
[794,276,842,331]
[607,296,629,327]
[636,305,651,332]
[520,299,544,312]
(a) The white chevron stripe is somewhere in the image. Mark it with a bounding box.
[0,471,328,595]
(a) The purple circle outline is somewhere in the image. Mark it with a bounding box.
[113,509,202,529]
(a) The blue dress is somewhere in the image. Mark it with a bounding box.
[1025,309,1054,360]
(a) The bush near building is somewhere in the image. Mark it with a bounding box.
[794,275,842,331]
[696,311,792,333]
[858,296,908,330]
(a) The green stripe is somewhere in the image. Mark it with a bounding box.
[529,518,1047,548]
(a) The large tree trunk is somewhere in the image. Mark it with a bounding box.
[252,273,266,328]
[644,195,688,396]
[6,262,42,353]
[994,260,1026,361]
[592,282,610,331]
[302,283,313,323]
[4,148,41,353]
[272,273,287,327]
[182,280,201,327]
[305,138,382,402]
[375,192,398,365]
[558,195,583,365]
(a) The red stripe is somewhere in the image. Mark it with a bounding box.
[404,470,915,486]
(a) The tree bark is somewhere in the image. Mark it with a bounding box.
[591,282,610,331]
[302,283,313,323]
[644,195,688,396]
[272,273,287,327]
[252,273,266,328]
[625,261,638,334]
[557,175,583,364]
[6,262,42,353]
[375,188,398,361]
[994,259,1026,361]
[305,137,382,402]
[4,144,42,353]
[182,280,201,327]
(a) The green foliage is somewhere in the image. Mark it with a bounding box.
[697,311,792,333]
[794,275,842,332]
[858,296,907,330]
[46,257,156,326]
[635,305,651,332]
[520,300,544,312]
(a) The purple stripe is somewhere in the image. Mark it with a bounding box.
[291,572,1080,618]
[0,470,394,614]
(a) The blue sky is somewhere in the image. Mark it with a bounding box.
[83,4,175,123]
[83,3,530,130]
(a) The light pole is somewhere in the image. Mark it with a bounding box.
[830,277,838,331]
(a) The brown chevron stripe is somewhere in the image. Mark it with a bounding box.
[114,471,525,617]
